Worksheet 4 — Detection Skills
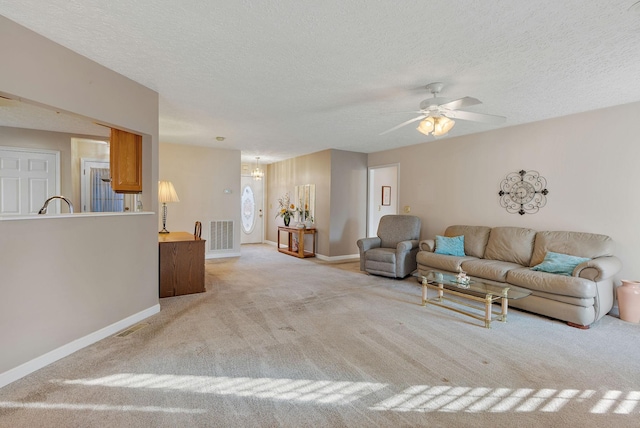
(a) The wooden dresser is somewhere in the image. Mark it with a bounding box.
[158,232,205,297]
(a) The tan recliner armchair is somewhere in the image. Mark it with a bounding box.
[357,215,422,278]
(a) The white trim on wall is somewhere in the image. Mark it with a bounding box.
[0,304,160,389]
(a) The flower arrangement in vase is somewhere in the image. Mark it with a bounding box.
[275,193,295,226]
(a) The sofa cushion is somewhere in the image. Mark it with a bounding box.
[365,247,396,263]
[444,225,491,258]
[530,231,614,267]
[484,227,537,266]
[364,248,397,276]
[460,259,523,283]
[506,267,596,299]
[434,235,465,256]
[531,251,591,276]
[529,289,594,308]
[417,251,477,273]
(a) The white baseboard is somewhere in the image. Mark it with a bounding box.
[315,253,359,262]
[265,240,358,262]
[0,304,160,389]
[206,251,241,259]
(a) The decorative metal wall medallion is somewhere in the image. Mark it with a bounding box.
[498,170,549,215]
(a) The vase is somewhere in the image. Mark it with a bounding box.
[284,216,290,227]
[617,280,640,323]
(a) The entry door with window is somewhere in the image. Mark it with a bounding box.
[0,146,59,216]
[240,175,264,244]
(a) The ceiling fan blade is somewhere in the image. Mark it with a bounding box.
[439,96,482,110]
[379,115,426,135]
[445,109,506,124]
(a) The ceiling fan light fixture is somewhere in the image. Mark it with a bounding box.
[433,116,455,136]
[416,117,434,135]
[382,82,504,137]
[416,116,455,136]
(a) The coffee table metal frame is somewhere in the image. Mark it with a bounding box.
[415,271,530,328]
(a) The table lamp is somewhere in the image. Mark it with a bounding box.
[158,180,180,233]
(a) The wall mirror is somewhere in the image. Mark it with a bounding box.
[295,184,315,222]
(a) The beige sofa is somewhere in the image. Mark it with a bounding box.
[416,225,622,328]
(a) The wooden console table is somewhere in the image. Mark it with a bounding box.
[277,226,316,258]
[159,232,205,297]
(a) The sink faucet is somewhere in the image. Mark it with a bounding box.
[38,196,74,214]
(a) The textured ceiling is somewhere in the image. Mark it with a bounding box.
[2,1,640,164]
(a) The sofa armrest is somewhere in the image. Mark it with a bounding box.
[419,239,435,252]
[357,237,381,252]
[574,256,622,281]
[357,237,381,272]
[397,239,419,252]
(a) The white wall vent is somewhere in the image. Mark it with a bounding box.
[209,220,234,251]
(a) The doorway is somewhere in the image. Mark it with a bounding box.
[240,175,264,244]
[80,159,125,212]
[367,164,399,237]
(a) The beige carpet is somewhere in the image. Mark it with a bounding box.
[1,243,639,427]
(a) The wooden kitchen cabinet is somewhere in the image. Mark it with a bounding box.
[110,128,142,193]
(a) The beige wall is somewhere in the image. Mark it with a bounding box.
[369,100,640,282]
[267,150,332,254]
[0,16,159,384]
[266,149,367,258]
[329,150,367,256]
[159,143,241,255]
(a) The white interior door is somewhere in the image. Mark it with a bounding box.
[240,175,264,244]
[368,164,399,237]
[0,146,59,216]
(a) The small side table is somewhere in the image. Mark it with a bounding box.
[159,232,206,297]
[277,226,316,258]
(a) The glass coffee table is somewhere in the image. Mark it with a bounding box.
[413,271,531,328]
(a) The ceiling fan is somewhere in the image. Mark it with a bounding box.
[380,82,506,137]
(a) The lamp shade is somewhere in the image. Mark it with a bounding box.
[158,181,180,203]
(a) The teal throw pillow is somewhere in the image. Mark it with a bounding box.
[530,251,590,276]
[434,235,465,257]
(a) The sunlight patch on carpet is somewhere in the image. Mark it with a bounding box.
[0,401,205,414]
[370,385,639,414]
[52,374,640,415]
[55,373,387,405]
